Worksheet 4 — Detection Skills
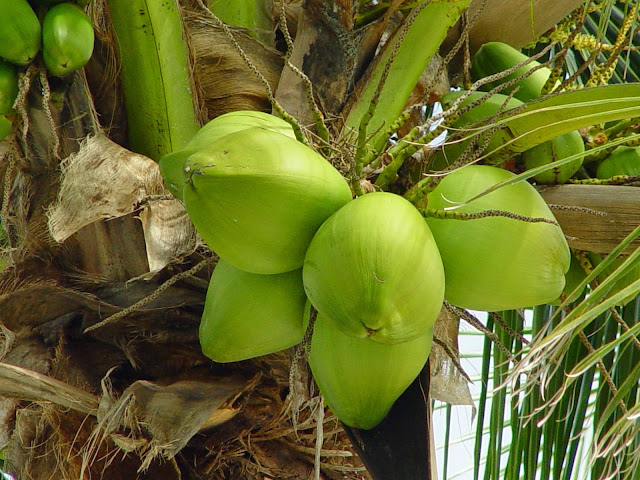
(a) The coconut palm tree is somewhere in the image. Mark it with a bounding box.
[0,0,639,479]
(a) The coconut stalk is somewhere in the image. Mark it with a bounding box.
[207,0,275,46]
[341,0,471,170]
[106,0,200,160]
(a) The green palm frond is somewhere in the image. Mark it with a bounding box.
[582,1,640,84]
[434,1,640,475]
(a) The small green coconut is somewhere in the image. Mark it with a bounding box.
[0,0,41,66]
[550,253,588,305]
[471,41,556,103]
[199,259,307,363]
[596,146,640,179]
[303,192,444,344]
[0,115,11,141]
[308,311,432,430]
[183,127,352,274]
[0,59,18,115]
[42,3,95,76]
[428,91,524,170]
[521,130,585,184]
[426,165,570,311]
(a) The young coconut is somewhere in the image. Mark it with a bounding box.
[42,3,95,77]
[596,146,640,179]
[183,127,352,274]
[303,192,445,344]
[428,91,524,170]
[308,311,433,430]
[0,59,18,115]
[550,253,588,305]
[0,0,41,66]
[160,110,295,200]
[426,165,570,311]
[521,130,585,184]
[0,115,10,141]
[199,259,307,363]
[471,41,557,102]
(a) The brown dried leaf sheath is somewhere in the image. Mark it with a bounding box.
[47,133,197,270]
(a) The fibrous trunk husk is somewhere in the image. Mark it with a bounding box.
[184,5,285,118]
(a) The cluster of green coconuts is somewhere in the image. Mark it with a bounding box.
[467,42,640,308]
[0,0,94,140]
[159,108,572,430]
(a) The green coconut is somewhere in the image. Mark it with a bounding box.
[426,165,570,311]
[471,41,556,103]
[440,90,525,127]
[303,192,444,344]
[428,91,524,170]
[0,59,18,115]
[550,253,588,305]
[160,110,296,200]
[521,130,585,184]
[199,259,307,363]
[308,311,433,430]
[0,0,41,66]
[0,115,10,141]
[42,3,95,77]
[183,127,352,274]
[192,111,296,145]
[596,146,640,179]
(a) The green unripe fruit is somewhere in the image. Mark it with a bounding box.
[160,111,295,200]
[0,60,18,115]
[192,111,296,145]
[429,91,524,170]
[303,192,445,344]
[308,311,433,430]
[32,0,90,6]
[550,253,588,305]
[199,259,307,363]
[596,146,640,179]
[471,41,555,103]
[521,130,585,184]
[183,127,352,274]
[0,115,11,141]
[42,3,95,76]
[563,254,588,300]
[0,0,41,66]
[426,165,570,311]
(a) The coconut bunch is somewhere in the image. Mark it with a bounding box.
[467,42,587,183]
[158,112,449,429]
[0,0,95,141]
[462,42,640,306]
[159,109,352,360]
[159,110,573,430]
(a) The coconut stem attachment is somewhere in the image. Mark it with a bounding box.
[374,124,447,190]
